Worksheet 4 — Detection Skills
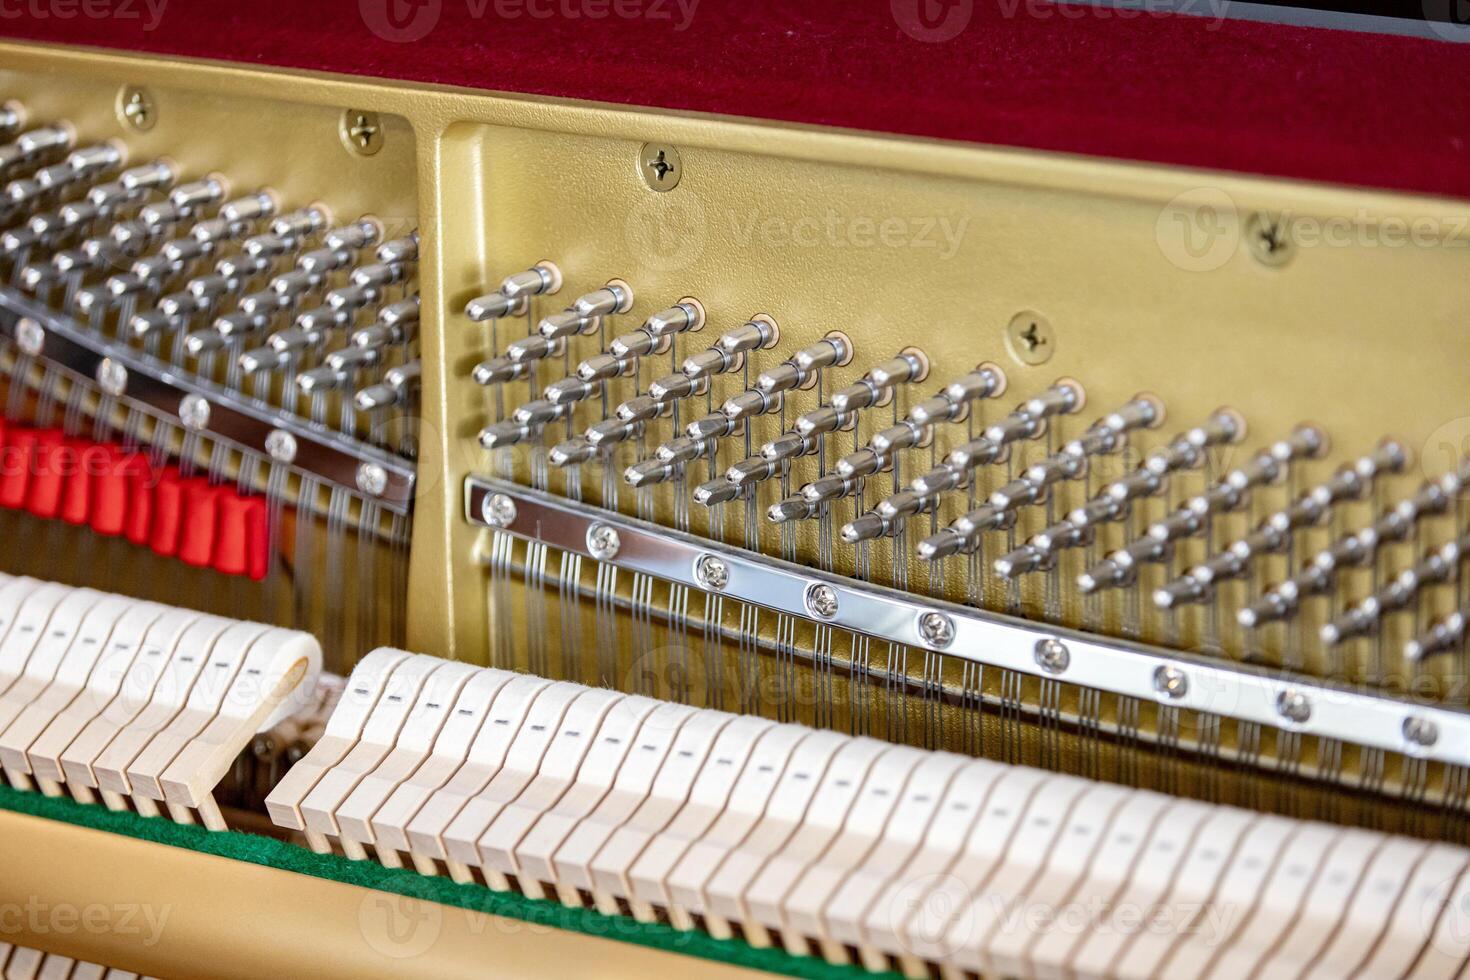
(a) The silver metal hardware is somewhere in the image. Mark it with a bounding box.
[94,357,127,397]
[694,554,729,591]
[482,493,517,528]
[586,523,621,560]
[806,584,840,619]
[1034,638,1070,674]
[463,476,1470,768]
[1277,689,1312,725]
[918,611,955,649]
[179,393,211,431]
[356,462,388,497]
[265,429,298,464]
[14,316,43,355]
[1153,665,1189,699]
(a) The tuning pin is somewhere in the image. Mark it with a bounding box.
[0,124,73,173]
[768,497,820,524]
[693,478,741,506]
[506,335,561,364]
[169,177,228,216]
[722,389,783,422]
[761,432,822,465]
[538,310,595,340]
[756,336,852,395]
[829,351,925,413]
[625,459,677,489]
[479,421,535,450]
[647,373,708,406]
[644,302,703,337]
[543,377,600,406]
[793,406,855,438]
[322,218,379,252]
[683,321,778,380]
[0,102,24,140]
[377,234,418,265]
[501,262,561,300]
[584,418,639,449]
[269,205,329,245]
[549,437,597,467]
[1405,610,1467,663]
[577,352,638,382]
[607,329,669,360]
[656,434,719,465]
[799,475,860,506]
[512,399,568,426]
[572,282,634,318]
[987,452,1086,512]
[355,361,420,412]
[352,297,421,349]
[472,356,528,386]
[686,413,739,441]
[466,292,522,321]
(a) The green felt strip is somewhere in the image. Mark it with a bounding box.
[0,785,901,979]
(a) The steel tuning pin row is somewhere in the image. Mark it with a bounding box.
[559,316,774,481]
[901,381,1078,557]
[623,321,809,490]
[771,363,1000,520]
[693,345,910,510]
[1240,460,1470,630]
[1321,532,1470,647]
[1153,439,1408,610]
[1077,424,1327,593]
[467,265,568,394]
[993,409,1243,579]
[903,391,1151,554]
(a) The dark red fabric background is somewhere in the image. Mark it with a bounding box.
[2,0,1468,199]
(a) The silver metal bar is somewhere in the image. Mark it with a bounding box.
[465,473,1470,768]
[0,286,414,511]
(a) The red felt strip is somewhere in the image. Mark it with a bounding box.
[1,425,276,579]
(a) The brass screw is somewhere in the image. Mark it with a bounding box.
[1246,211,1293,267]
[1004,311,1055,367]
[117,86,155,131]
[639,142,681,192]
[340,109,383,156]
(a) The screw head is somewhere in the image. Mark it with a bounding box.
[587,522,621,560]
[356,462,388,497]
[639,142,682,192]
[1403,715,1439,749]
[481,492,517,528]
[917,611,955,649]
[265,429,298,464]
[806,583,839,619]
[1277,689,1312,724]
[1153,664,1189,699]
[117,86,155,131]
[95,357,128,397]
[1004,311,1054,367]
[15,317,44,356]
[1034,637,1070,674]
[178,393,211,431]
[694,554,729,591]
[1246,212,1293,267]
[340,109,383,157]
